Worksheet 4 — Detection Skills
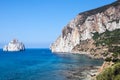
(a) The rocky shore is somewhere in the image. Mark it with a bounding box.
[62,66,100,80]
[70,51,103,59]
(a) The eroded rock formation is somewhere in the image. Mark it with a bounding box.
[51,1,120,57]
[3,39,25,51]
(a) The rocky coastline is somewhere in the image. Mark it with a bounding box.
[51,1,120,57]
[51,0,120,80]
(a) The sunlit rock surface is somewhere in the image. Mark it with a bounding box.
[51,1,120,53]
[3,39,25,51]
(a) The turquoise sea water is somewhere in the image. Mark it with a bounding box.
[0,49,103,80]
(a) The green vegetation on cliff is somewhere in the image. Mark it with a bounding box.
[93,29,120,46]
[96,63,120,80]
[93,29,120,58]
[94,29,120,80]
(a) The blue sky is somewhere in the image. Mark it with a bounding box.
[0,0,115,48]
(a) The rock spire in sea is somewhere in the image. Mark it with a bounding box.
[3,39,25,51]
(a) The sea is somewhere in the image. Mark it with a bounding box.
[0,49,103,80]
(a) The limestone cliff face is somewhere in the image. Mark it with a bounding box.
[51,1,120,53]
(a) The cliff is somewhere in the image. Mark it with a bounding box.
[51,1,120,57]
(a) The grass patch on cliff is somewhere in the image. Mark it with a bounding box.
[96,63,120,80]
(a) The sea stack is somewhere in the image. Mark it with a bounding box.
[3,39,25,51]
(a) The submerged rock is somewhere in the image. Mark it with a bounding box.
[3,39,25,51]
